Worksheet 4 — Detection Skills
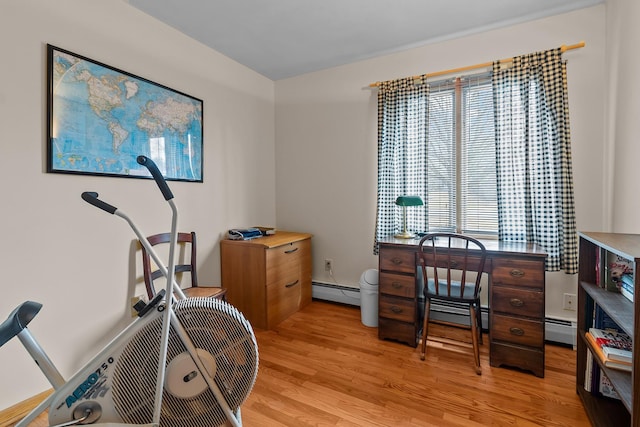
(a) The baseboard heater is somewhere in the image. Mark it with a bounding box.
[311,281,576,347]
[312,281,361,306]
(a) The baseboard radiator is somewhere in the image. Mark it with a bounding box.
[312,281,576,347]
[312,281,361,305]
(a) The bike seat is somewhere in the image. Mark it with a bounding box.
[0,301,42,347]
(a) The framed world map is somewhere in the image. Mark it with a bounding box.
[47,44,203,182]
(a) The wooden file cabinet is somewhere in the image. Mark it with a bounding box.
[377,236,546,377]
[220,231,312,330]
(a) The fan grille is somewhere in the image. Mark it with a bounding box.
[111,298,258,426]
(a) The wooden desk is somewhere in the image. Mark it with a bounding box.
[378,236,547,377]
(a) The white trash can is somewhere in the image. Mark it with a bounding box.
[359,269,379,327]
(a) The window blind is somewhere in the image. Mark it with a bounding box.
[427,74,497,235]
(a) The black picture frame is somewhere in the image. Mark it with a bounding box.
[47,44,203,182]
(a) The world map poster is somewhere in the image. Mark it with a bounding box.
[47,45,203,182]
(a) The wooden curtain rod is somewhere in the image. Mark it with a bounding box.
[369,41,585,87]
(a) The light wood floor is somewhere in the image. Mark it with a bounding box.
[12,300,590,426]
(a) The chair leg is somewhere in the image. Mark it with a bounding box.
[469,305,481,375]
[420,299,431,361]
[476,300,483,345]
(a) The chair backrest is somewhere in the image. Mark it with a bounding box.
[416,233,487,300]
[140,231,199,298]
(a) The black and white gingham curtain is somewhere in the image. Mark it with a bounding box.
[492,48,578,273]
[374,77,429,254]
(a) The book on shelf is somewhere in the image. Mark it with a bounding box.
[593,305,622,331]
[595,248,601,287]
[598,370,621,400]
[620,273,634,288]
[620,286,633,302]
[619,273,634,302]
[585,352,622,400]
[584,350,594,392]
[589,327,632,363]
[585,332,632,371]
[605,252,633,292]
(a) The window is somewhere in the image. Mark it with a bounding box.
[376,48,577,273]
[425,74,497,236]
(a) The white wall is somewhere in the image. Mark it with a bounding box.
[606,0,640,232]
[0,0,620,412]
[275,5,606,321]
[0,0,275,409]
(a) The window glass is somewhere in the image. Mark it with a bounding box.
[427,74,497,235]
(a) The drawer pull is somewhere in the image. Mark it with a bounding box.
[284,247,299,254]
[392,281,403,289]
[510,269,525,278]
[510,327,525,336]
[390,306,403,314]
[450,260,459,269]
[391,257,403,266]
[285,280,300,288]
[509,298,524,307]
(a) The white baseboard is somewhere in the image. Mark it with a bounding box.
[311,281,577,346]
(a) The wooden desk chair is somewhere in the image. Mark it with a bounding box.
[417,233,487,374]
[140,231,227,301]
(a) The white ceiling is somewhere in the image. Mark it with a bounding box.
[128,0,603,80]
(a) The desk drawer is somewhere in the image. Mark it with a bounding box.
[491,287,544,318]
[379,295,415,323]
[380,272,415,298]
[492,258,544,289]
[379,247,415,274]
[491,313,543,347]
[418,252,485,273]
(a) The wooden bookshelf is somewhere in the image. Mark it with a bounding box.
[577,232,640,426]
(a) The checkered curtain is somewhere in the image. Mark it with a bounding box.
[374,77,429,254]
[492,48,578,273]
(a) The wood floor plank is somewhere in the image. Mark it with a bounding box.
[243,301,590,427]
[8,300,590,426]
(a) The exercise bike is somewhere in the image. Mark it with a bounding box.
[0,156,259,426]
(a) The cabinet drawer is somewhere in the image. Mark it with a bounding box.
[266,275,302,327]
[379,295,415,323]
[267,241,305,266]
[491,313,543,347]
[379,247,415,274]
[492,258,544,289]
[380,272,415,298]
[491,287,544,318]
[266,260,300,290]
[266,240,308,286]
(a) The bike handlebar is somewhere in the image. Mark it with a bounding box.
[81,156,174,212]
[81,192,116,214]
[136,156,174,201]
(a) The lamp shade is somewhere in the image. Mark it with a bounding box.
[395,195,424,207]
[394,195,423,239]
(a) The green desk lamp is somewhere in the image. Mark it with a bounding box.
[395,195,423,239]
